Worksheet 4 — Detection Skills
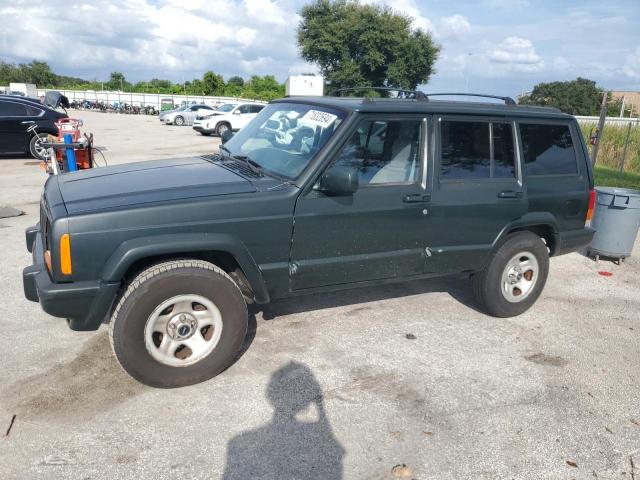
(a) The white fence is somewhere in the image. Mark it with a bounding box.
[36,88,258,110]
[575,115,640,126]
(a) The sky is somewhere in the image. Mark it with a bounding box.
[1,0,639,98]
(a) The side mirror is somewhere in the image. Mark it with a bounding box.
[233,110,242,114]
[318,165,359,195]
[221,129,234,144]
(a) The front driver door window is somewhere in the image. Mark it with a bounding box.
[290,116,431,290]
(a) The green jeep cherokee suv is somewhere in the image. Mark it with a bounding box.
[23,93,595,387]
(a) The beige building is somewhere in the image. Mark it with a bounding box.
[611,91,640,116]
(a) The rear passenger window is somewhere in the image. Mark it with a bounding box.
[440,120,515,180]
[520,124,577,176]
[25,105,42,116]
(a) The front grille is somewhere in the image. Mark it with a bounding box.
[200,154,262,179]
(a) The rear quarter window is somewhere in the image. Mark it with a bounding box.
[520,123,577,176]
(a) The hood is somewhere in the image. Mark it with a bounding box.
[57,156,256,214]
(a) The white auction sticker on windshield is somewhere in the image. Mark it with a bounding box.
[301,110,338,128]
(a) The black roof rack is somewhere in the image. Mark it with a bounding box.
[422,92,516,105]
[329,87,428,101]
[327,87,516,105]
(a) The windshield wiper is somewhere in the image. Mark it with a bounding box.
[219,144,232,156]
[232,154,264,177]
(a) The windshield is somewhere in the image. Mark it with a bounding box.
[217,103,237,113]
[222,103,346,179]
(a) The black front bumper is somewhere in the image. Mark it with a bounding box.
[22,225,120,331]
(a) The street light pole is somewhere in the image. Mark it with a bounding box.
[591,91,608,167]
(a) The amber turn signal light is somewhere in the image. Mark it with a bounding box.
[60,234,72,275]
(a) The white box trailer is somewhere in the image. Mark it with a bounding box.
[285,75,324,96]
[9,83,38,97]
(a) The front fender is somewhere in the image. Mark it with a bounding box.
[100,233,270,303]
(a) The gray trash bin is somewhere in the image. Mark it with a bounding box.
[589,186,640,260]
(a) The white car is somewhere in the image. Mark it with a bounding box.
[192,102,265,136]
[160,103,216,126]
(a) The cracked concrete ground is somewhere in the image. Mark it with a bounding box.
[1,111,639,479]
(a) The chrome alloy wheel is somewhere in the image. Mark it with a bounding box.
[144,294,223,367]
[34,137,47,157]
[500,251,539,303]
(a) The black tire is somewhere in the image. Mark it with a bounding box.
[109,259,248,388]
[29,133,49,160]
[174,115,185,126]
[472,232,549,318]
[216,122,231,137]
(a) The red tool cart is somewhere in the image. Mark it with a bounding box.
[54,118,94,170]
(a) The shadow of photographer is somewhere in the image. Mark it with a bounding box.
[223,361,344,479]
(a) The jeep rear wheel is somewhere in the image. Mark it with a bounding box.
[109,259,248,388]
[473,232,549,317]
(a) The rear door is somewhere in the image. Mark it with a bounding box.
[518,120,590,232]
[0,99,38,153]
[290,114,430,290]
[233,104,258,130]
[426,115,528,273]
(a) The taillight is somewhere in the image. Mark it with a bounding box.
[59,234,73,275]
[586,188,596,224]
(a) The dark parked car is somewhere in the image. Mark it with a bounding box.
[0,95,66,159]
[23,92,595,388]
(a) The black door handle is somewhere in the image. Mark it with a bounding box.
[403,194,431,203]
[497,190,522,199]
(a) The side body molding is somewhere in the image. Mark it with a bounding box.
[100,233,270,303]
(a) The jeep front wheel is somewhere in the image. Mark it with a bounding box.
[472,232,549,318]
[109,259,248,388]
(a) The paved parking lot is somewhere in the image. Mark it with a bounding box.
[1,110,639,479]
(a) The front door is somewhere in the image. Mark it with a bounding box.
[290,115,430,291]
[425,116,528,273]
[0,99,32,153]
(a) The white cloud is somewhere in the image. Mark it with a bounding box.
[552,56,571,71]
[381,0,434,33]
[0,0,300,82]
[438,14,471,40]
[622,47,640,81]
[483,0,529,8]
[488,36,544,72]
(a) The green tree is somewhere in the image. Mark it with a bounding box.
[227,75,245,87]
[106,72,129,91]
[202,71,225,95]
[242,75,285,101]
[519,78,623,116]
[297,0,439,91]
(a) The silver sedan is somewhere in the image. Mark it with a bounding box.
[159,104,216,126]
